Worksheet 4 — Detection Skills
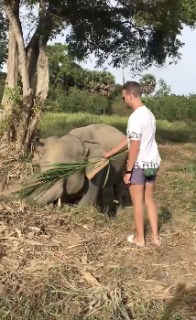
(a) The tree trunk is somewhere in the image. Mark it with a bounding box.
[5,2,32,101]
[1,24,18,145]
[1,2,20,144]
[1,1,32,149]
[1,0,19,109]
[1,25,18,108]
[25,36,49,148]
[1,0,52,152]
[0,0,55,192]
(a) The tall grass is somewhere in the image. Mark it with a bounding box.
[39,112,128,137]
[38,112,196,144]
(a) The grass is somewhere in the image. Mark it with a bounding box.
[39,112,196,144]
[0,112,196,319]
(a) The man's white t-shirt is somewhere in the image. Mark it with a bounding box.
[126,105,161,169]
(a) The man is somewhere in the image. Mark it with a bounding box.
[104,81,161,247]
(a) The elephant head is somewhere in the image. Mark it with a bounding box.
[36,134,104,206]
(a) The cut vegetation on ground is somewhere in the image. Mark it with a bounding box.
[0,113,196,319]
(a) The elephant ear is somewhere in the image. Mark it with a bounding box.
[83,140,108,180]
[84,145,89,160]
[39,138,45,145]
[32,137,45,155]
[82,140,100,160]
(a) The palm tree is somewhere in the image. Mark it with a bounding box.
[83,70,115,97]
[139,74,156,96]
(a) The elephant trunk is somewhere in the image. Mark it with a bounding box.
[65,171,85,195]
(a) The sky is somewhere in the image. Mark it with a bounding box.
[3,10,196,96]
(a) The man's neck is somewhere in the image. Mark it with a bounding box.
[131,100,144,111]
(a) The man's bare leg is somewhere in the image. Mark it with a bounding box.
[144,182,161,246]
[129,184,145,246]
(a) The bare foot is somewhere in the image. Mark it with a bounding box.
[127,235,145,247]
[151,236,161,246]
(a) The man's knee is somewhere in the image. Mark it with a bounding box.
[145,197,154,206]
[130,185,144,205]
[144,182,155,205]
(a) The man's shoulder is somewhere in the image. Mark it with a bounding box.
[128,106,146,121]
[138,106,155,119]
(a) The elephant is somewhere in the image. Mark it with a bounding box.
[69,123,128,211]
[36,124,128,214]
[36,134,88,206]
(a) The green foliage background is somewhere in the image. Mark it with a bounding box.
[1,42,196,122]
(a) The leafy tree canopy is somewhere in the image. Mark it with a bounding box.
[47,43,115,96]
[6,0,196,72]
[154,78,171,97]
[47,43,84,91]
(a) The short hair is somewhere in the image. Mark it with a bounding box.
[122,81,142,97]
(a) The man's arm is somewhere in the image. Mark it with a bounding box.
[126,117,142,172]
[104,136,127,158]
[126,140,140,171]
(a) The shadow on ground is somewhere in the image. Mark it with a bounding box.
[103,184,133,216]
[143,206,173,238]
[158,206,173,232]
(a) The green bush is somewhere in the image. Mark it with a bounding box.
[142,95,196,122]
[112,94,196,122]
[48,86,112,115]
[112,94,131,116]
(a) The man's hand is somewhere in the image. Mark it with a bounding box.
[102,137,127,160]
[124,173,132,184]
[103,151,111,159]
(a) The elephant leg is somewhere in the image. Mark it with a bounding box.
[113,183,124,216]
[57,198,61,208]
[37,182,64,206]
[96,190,105,213]
[78,180,100,208]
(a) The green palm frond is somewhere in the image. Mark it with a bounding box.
[14,148,128,202]
[16,162,90,201]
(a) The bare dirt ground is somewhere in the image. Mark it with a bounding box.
[0,142,196,319]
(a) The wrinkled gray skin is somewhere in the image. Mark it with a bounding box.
[69,124,128,213]
[37,134,88,206]
[37,124,128,214]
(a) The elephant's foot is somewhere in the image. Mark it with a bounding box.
[95,190,105,213]
[115,203,124,215]
[113,185,125,217]
[57,198,61,208]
